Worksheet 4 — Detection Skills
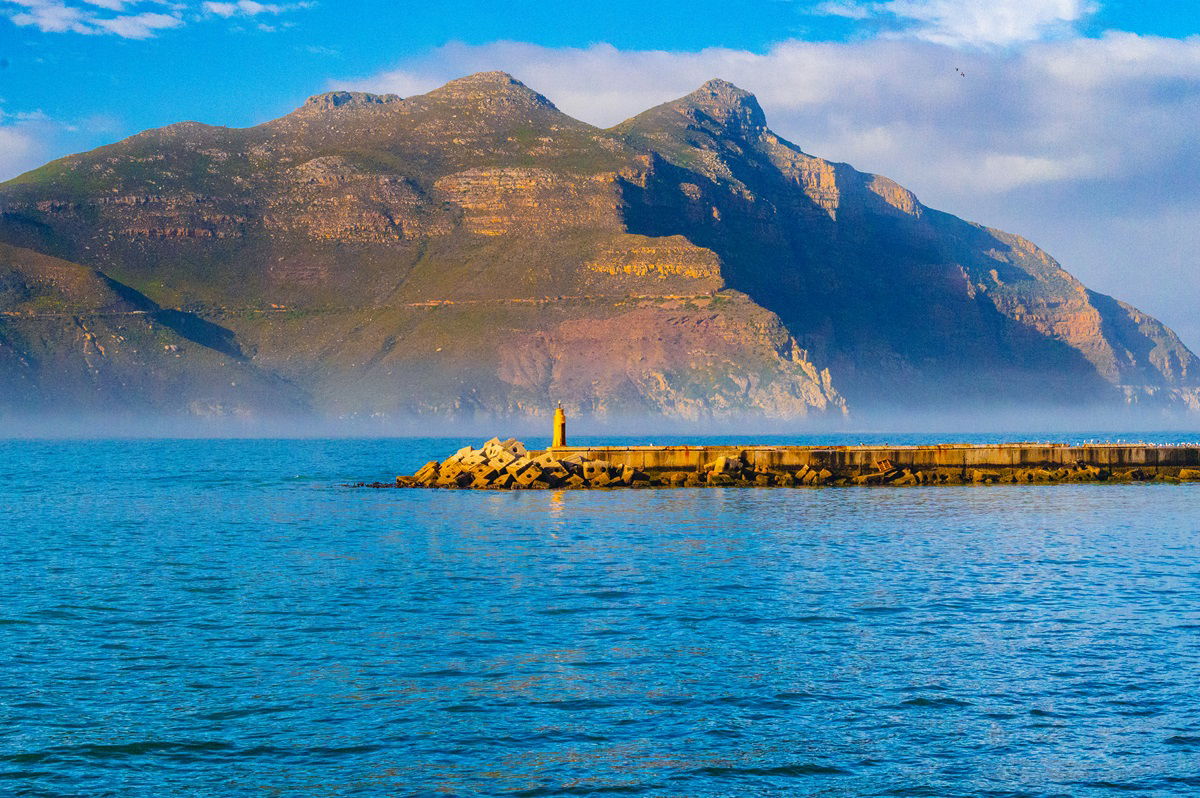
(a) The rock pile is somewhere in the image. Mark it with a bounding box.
[395,442,836,490]
[398,438,657,490]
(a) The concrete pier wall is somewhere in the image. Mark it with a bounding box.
[540,443,1200,474]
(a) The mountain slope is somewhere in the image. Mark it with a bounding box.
[0,243,305,417]
[614,79,1200,413]
[0,71,1194,421]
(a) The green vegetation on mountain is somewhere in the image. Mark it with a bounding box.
[0,71,1195,420]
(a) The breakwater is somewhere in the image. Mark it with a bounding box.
[392,438,1200,489]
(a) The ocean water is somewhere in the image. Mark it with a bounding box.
[3,435,1200,797]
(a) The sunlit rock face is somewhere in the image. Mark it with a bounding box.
[0,71,1195,420]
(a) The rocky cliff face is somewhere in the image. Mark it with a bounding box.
[0,71,1194,421]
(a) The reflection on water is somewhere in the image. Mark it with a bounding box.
[1,438,1200,796]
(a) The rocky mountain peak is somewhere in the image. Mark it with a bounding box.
[427,70,558,110]
[300,91,402,112]
[678,79,767,136]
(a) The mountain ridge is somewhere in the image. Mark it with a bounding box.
[0,71,1195,421]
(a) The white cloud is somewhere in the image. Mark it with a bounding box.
[201,0,307,17]
[3,0,312,37]
[813,1,871,19]
[809,0,1098,47]
[8,0,94,34]
[880,0,1097,47]
[0,103,69,180]
[0,126,42,178]
[93,9,181,37]
[5,0,182,37]
[335,33,1200,347]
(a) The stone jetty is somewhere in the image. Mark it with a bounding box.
[394,435,1200,490]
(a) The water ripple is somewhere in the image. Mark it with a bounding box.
[2,437,1200,796]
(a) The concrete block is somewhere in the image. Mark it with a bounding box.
[506,457,533,476]
[512,462,544,486]
[460,451,487,467]
[501,438,528,458]
[414,461,440,483]
[534,455,569,481]
[488,451,516,470]
[582,460,611,481]
[471,465,501,482]
[436,464,463,486]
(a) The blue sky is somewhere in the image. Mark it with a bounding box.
[2,0,1195,151]
[2,0,1199,348]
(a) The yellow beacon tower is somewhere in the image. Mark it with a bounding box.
[552,406,567,449]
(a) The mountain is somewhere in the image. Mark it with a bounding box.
[0,71,1196,422]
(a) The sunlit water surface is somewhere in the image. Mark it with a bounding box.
[3,436,1200,797]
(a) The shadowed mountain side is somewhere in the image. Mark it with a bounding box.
[613,80,1200,413]
[0,71,1195,420]
[0,244,307,416]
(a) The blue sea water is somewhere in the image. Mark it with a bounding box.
[3,435,1200,797]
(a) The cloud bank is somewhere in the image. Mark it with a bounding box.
[337,32,1200,347]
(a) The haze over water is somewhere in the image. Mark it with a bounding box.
[4,436,1200,796]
